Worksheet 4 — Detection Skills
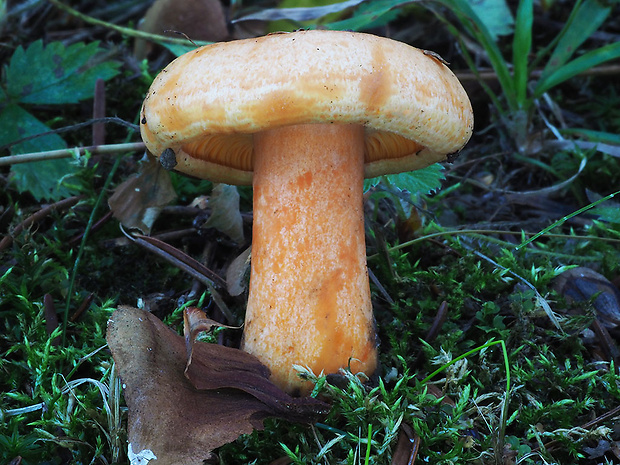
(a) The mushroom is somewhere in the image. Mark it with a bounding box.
[140,30,473,394]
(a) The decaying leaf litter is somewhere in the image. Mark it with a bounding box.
[1,0,620,464]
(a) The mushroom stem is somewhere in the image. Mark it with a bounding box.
[243,123,378,394]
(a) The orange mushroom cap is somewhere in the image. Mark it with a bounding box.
[140,30,473,184]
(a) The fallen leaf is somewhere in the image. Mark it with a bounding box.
[183,306,240,368]
[200,183,245,243]
[268,457,293,465]
[225,246,251,296]
[583,439,611,459]
[108,156,176,234]
[107,306,329,465]
[134,0,229,59]
[553,266,620,329]
[391,423,419,465]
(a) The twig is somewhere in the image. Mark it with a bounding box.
[48,0,211,46]
[532,404,620,453]
[0,142,145,166]
[70,293,95,323]
[62,156,123,346]
[0,116,139,150]
[68,210,114,247]
[367,228,620,261]
[0,195,83,252]
[44,294,61,346]
[121,227,228,289]
[455,63,620,83]
[92,79,107,146]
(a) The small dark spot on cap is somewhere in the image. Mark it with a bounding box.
[141,116,147,125]
[160,148,178,170]
[446,151,460,163]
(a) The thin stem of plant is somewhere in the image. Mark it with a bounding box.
[0,116,139,151]
[516,189,620,249]
[62,155,123,346]
[0,195,83,252]
[0,142,145,166]
[48,0,210,46]
[368,227,620,260]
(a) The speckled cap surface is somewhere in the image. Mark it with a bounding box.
[140,30,474,185]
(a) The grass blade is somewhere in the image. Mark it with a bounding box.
[438,0,516,110]
[512,0,533,106]
[540,0,612,79]
[516,189,620,249]
[535,41,620,96]
[232,0,366,23]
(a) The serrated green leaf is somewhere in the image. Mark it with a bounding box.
[4,40,120,105]
[364,163,445,195]
[0,104,79,200]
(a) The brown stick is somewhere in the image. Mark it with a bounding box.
[455,64,620,83]
[0,142,145,167]
[0,196,83,252]
[92,79,106,146]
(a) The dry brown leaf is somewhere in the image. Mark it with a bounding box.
[268,457,294,465]
[391,423,419,465]
[553,266,620,328]
[200,183,244,243]
[108,157,176,234]
[225,246,251,296]
[134,0,229,59]
[107,306,329,465]
[183,306,240,368]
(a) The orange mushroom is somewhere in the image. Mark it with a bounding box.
[140,30,473,394]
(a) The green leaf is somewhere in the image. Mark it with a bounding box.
[364,163,445,195]
[561,128,620,145]
[535,41,620,96]
[233,0,365,23]
[0,104,79,200]
[512,0,533,106]
[439,0,516,110]
[4,40,119,105]
[0,104,66,153]
[160,42,201,57]
[325,0,406,31]
[467,0,514,39]
[540,0,612,79]
[592,206,620,224]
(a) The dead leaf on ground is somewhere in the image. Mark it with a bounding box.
[225,246,251,296]
[200,183,245,243]
[268,457,293,465]
[108,156,176,234]
[391,423,420,465]
[107,306,329,465]
[183,306,241,368]
[553,266,620,329]
[134,0,229,59]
